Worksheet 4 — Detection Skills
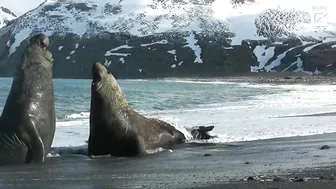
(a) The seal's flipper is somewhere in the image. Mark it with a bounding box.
[196,126,215,132]
[30,136,45,163]
[189,125,216,140]
[0,133,28,165]
[25,120,45,163]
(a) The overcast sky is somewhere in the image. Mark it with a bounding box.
[1,0,44,16]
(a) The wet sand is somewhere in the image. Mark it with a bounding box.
[1,132,336,189]
[278,111,336,118]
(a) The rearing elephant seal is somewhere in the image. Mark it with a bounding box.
[0,33,55,165]
[89,63,186,157]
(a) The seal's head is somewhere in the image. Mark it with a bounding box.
[91,62,128,108]
[92,62,110,91]
[20,33,53,71]
[29,34,49,50]
[92,62,108,81]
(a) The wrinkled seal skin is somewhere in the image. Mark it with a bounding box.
[0,33,55,165]
[88,62,186,157]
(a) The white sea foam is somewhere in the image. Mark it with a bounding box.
[65,112,89,120]
[161,79,238,85]
[146,147,172,154]
[48,81,336,149]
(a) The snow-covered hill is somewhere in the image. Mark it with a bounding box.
[0,6,16,29]
[0,0,335,78]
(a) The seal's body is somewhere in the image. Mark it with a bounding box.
[88,63,186,157]
[0,33,55,165]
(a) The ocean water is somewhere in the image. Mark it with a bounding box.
[1,77,336,147]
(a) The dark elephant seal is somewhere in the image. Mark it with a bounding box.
[89,62,187,157]
[0,33,55,165]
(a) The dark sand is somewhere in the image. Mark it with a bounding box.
[1,132,336,189]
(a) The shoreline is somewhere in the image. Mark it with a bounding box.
[2,132,336,188]
[159,74,336,85]
[2,73,336,85]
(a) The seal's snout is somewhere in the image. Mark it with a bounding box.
[92,63,101,82]
[92,62,109,89]
[93,62,108,76]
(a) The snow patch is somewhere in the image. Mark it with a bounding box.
[66,56,70,60]
[139,69,142,72]
[171,64,176,68]
[223,46,234,50]
[167,50,177,61]
[75,44,79,49]
[332,44,336,48]
[183,32,203,63]
[9,29,31,55]
[264,47,298,72]
[105,52,130,57]
[273,42,283,45]
[104,59,112,67]
[58,46,63,51]
[109,45,133,52]
[251,46,276,72]
[314,68,322,75]
[323,37,336,43]
[178,61,183,66]
[119,57,125,64]
[282,61,297,72]
[167,50,176,54]
[282,56,313,74]
[69,50,75,55]
[303,43,322,52]
[293,57,312,75]
[141,40,168,47]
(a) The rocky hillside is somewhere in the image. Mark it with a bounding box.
[0,0,335,79]
[0,6,16,29]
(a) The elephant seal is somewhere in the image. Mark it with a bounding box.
[0,33,55,165]
[89,62,188,157]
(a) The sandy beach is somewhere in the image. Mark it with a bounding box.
[0,131,336,189]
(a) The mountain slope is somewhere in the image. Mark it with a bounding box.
[0,0,335,78]
[0,6,16,29]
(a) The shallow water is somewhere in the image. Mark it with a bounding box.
[0,78,336,147]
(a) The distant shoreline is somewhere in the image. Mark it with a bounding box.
[1,73,336,85]
[158,73,336,85]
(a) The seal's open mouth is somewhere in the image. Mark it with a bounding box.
[92,62,107,90]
